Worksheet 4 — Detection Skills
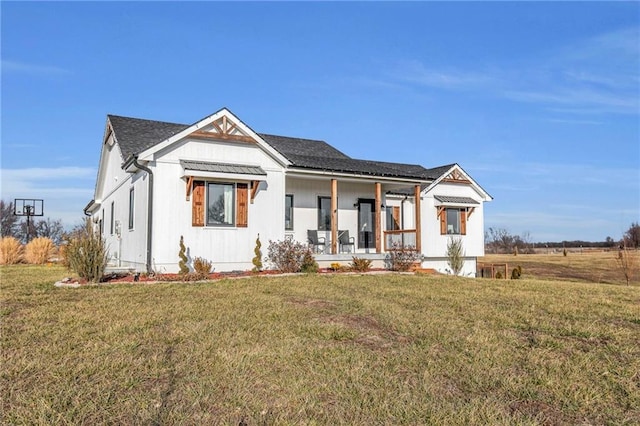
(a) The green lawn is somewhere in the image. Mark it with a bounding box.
[2,265,639,424]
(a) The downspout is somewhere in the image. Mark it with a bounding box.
[132,157,153,274]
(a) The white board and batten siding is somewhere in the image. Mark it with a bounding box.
[420,181,486,276]
[94,137,149,270]
[149,136,286,273]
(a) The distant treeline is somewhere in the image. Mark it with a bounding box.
[484,227,635,254]
[534,240,618,249]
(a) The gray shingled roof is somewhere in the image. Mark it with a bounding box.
[258,133,349,160]
[180,160,266,176]
[107,114,443,181]
[108,115,189,159]
[259,133,432,179]
[434,195,480,205]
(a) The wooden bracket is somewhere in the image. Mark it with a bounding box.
[186,176,194,201]
[466,207,475,220]
[437,206,445,218]
[250,180,260,203]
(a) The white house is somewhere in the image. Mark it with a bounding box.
[85,107,492,275]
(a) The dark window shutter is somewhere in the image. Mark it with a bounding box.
[192,181,205,226]
[460,209,467,235]
[236,183,248,227]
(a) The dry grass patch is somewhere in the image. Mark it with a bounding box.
[1,265,639,424]
[481,251,640,285]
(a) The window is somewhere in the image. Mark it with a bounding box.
[110,201,114,235]
[317,196,331,230]
[192,180,248,227]
[446,209,460,234]
[128,188,134,230]
[207,182,235,226]
[440,208,467,235]
[285,194,294,230]
[100,209,104,236]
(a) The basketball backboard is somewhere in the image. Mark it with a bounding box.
[13,199,44,217]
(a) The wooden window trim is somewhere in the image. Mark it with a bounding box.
[439,207,469,236]
[192,180,250,228]
[236,183,248,227]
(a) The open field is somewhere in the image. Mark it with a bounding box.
[480,251,640,285]
[2,265,639,424]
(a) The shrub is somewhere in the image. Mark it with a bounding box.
[495,270,503,279]
[193,256,213,279]
[330,262,342,271]
[446,237,465,276]
[65,229,108,283]
[178,236,189,274]
[25,237,55,264]
[301,250,319,273]
[267,239,310,273]
[511,265,522,279]
[385,243,422,271]
[350,257,372,272]
[0,237,22,265]
[252,234,263,272]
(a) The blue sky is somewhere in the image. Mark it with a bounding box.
[2,2,638,242]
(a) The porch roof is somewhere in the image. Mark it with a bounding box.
[180,160,266,176]
[434,195,480,205]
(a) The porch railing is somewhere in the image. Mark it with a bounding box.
[383,229,417,251]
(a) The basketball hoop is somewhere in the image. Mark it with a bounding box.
[13,199,44,242]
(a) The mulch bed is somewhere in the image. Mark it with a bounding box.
[57,267,392,286]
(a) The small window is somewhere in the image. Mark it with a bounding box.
[285,194,294,230]
[128,188,134,230]
[440,208,467,235]
[110,201,114,235]
[446,208,460,234]
[317,196,331,231]
[207,182,235,226]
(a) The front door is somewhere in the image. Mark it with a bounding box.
[358,199,376,250]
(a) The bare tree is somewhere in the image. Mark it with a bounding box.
[615,244,638,286]
[0,200,19,238]
[35,218,65,246]
[623,222,640,249]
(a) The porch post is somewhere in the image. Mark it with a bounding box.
[375,182,382,253]
[414,184,421,253]
[331,179,338,254]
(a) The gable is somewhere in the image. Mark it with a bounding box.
[190,115,256,144]
[424,164,492,202]
[136,108,289,166]
[92,126,131,203]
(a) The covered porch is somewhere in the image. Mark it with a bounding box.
[285,173,425,256]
